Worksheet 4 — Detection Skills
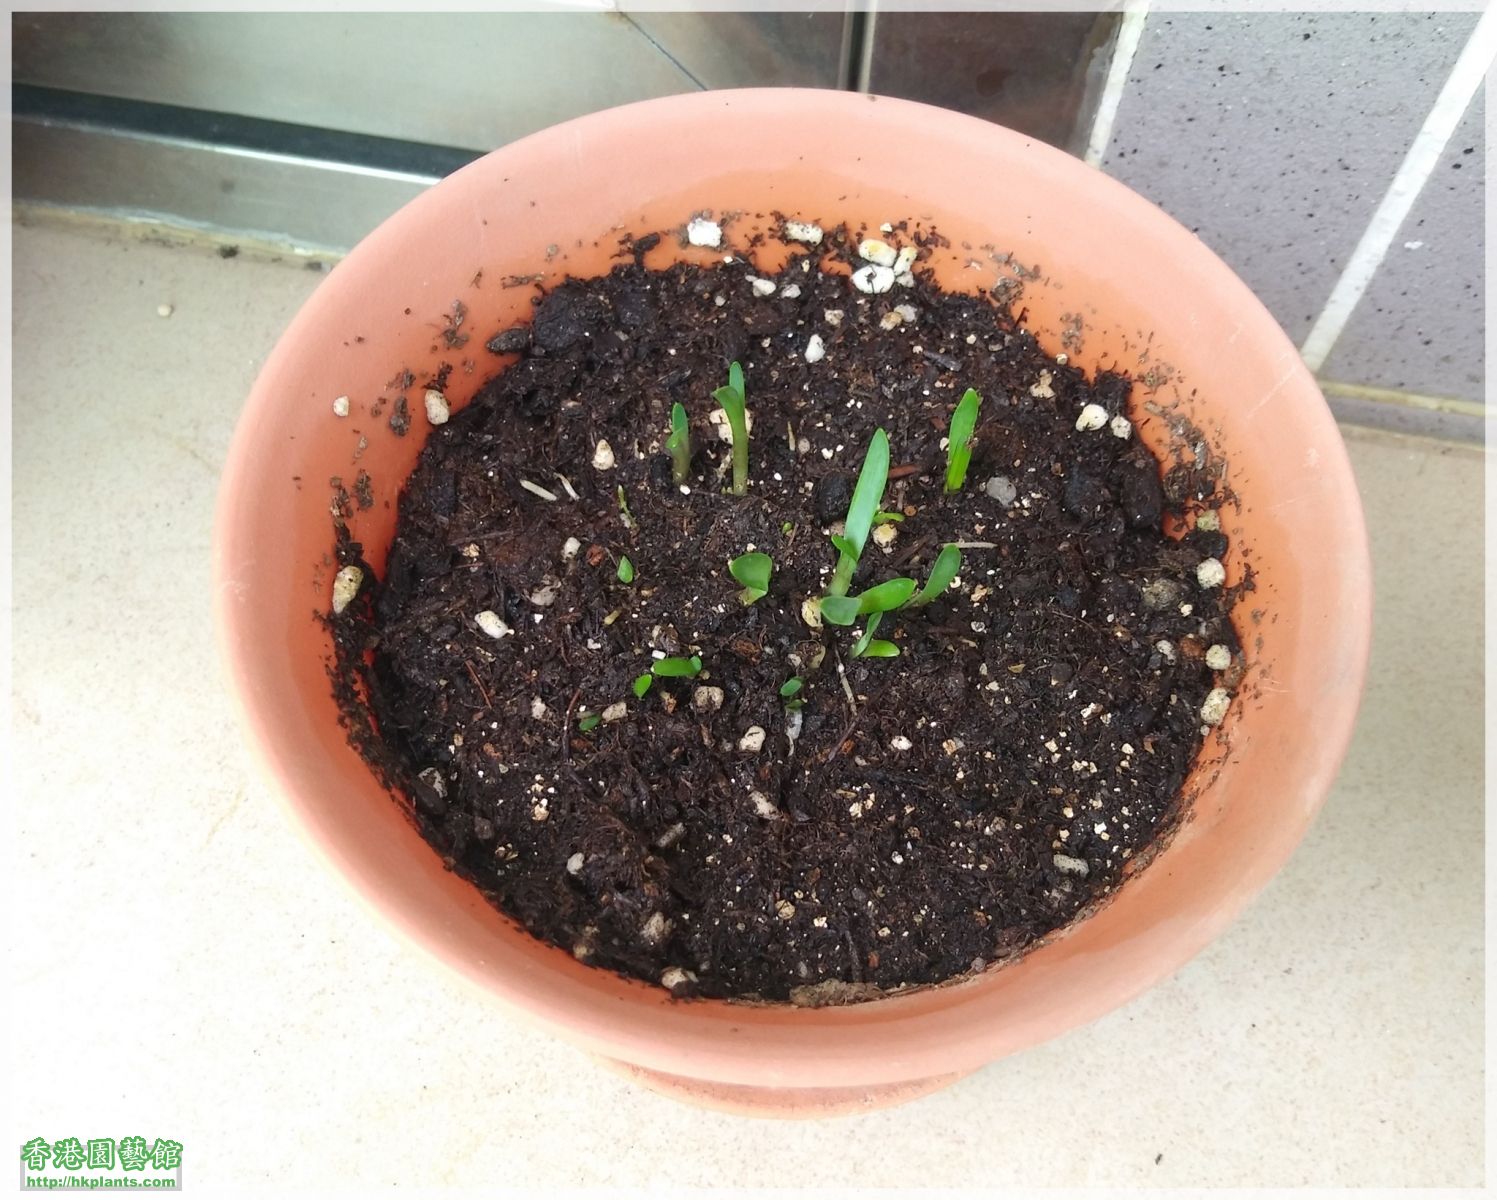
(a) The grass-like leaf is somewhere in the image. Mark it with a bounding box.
[944,388,982,493]
[652,655,703,678]
[906,544,962,608]
[712,361,750,496]
[856,576,916,613]
[666,402,691,486]
[729,551,772,604]
[819,595,861,626]
[823,577,916,626]
[850,612,899,659]
[828,428,890,596]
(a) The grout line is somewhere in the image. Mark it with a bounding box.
[618,12,707,92]
[1317,377,1488,419]
[1083,2,1149,168]
[854,3,879,94]
[1299,7,1497,372]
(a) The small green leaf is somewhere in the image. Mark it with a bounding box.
[667,402,691,486]
[819,595,861,626]
[829,534,859,558]
[632,673,653,698]
[850,612,884,658]
[617,555,635,583]
[857,577,916,614]
[784,697,805,712]
[779,677,803,698]
[873,510,905,523]
[578,713,601,732]
[652,655,703,678]
[781,520,795,536]
[945,388,982,493]
[729,551,772,598]
[851,614,900,659]
[906,544,962,608]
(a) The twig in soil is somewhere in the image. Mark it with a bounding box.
[562,688,582,764]
[844,930,863,983]
[464,661,493,710]
[835,653,857,712]
[820,680,891,766]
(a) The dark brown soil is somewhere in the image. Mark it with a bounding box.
[328,224,1243,1004]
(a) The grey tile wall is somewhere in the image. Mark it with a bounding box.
[1100,11,1478,352]
[1320,88,1484,403]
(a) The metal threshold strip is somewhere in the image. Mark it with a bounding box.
[12,84,481,255]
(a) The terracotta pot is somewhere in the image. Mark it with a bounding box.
[214,89,1371,1118]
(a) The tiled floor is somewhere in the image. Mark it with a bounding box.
[10,218,1484,1190]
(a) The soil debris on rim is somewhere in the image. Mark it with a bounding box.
[326,219,1246,1004]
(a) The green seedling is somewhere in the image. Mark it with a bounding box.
[617,555,635,584]
[666,402,692,486]
[780,675,805,712]
[729,551,772,604]
[578,712,601,732]
[828,428,890,596]
[617,485,636,531]
[712,361,750,496]
[851,613,899,659]
[633,673,653,698]
[905,544,962,608]
[820,576,917,627]
[944,387,982,493]
[652,655,703,678]
[874,510,905,523]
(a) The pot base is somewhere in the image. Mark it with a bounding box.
[594,1056,975,1118]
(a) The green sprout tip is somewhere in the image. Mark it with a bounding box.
[666,402,692,486]
[828,427,890,597]
[711,360,750,496]
[944,388,982,493]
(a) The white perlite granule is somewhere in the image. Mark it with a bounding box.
[685,218,721,248]
[1200,688,1231,725]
